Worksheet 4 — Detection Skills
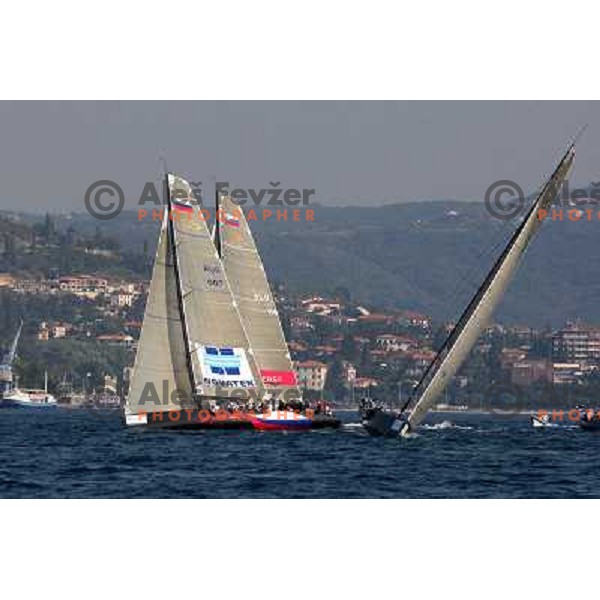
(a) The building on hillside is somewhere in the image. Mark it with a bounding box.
[357,313,395,326]
[0,273,15,288]
[290,315,313,333]
[375,334,414,353]
[13,279,52,294]
[295,360,328,391]
[552,362,583,385]
[500,348,528,370]
[38,323,50,341]
[110,291,135,308]
[399,310,431,329]
[37,321,70,340]
[52,323,68,338]
[96,333,134,346]
[104,374,118,394]
[353,377,380,390]
[313,345,338,359]
[300,296,341,315]
[510,359,553,386]
[59,275,108,298]
[552,324,600,363]
[341,361,356,385]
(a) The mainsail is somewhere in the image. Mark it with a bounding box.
[219,196,301,395]
[167,175,262,400]
[402,142,576,435]
[126,212,193,415]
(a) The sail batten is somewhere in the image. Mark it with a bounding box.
[404,144,576,433]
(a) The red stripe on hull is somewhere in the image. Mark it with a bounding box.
[250,418,312,431]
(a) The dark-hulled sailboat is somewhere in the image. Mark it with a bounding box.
[362,138,577,437]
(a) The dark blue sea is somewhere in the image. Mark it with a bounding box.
[0,408,598,498]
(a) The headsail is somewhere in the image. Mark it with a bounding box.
[219,196,301,395]
[403,142,576,434]
[126,212,193,415]
[167,175,262,400]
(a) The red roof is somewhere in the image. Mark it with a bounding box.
[296,360,327,368]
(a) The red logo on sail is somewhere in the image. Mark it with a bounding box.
[260,370,297,386]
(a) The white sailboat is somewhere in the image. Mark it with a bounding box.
[0,319,22,397]
[125,173,262,427]
[3,371,57,408]
[363,137,577,437]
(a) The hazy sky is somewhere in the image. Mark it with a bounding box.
[1,101,599,213]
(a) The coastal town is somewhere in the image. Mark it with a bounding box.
[2,264,600,410]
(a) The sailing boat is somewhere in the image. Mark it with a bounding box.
[362,138,577,437]
[218,195,341,429]
[0,319,23,397]
[3,370,58,408]
[125,174,336,429]
[125,174,262,428]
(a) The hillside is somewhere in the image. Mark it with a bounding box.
[6,201,599,327]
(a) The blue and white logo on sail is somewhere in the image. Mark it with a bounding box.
[197,344,255,388]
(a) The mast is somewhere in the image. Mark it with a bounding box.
[165,173,198,400]
[214,187,222,258]
[3,319,22,365]
[402,139,577,434]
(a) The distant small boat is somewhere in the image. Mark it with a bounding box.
[579,409,600,431]
[2,388,57,408]
[2,370,57,408]
[530,413,551,428]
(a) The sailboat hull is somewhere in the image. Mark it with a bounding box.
[124,409,342,430]
[363,409,405,437]
[126,409,254,430]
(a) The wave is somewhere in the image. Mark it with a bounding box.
[420,420,473,431]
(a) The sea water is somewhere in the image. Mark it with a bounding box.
[0,408,597,498]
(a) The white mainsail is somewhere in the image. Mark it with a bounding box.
[166,175,262,401]
[126,212,193,416]
[403,144,575,435]
[219,196,301,397]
